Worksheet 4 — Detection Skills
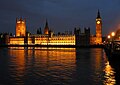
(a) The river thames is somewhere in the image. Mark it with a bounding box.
[0,47,119,85]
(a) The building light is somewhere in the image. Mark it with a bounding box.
[22,21,24,23]
[17,21,20,23]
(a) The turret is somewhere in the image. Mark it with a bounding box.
[44,19,49,34]
[16,18,26,37]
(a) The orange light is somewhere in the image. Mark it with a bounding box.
[17,21,20,23]
[97,21,100,24]
[104,61,116,85]
[107,35,111,39]
[111,32,115,37]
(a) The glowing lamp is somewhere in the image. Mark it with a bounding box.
[107,35,111,39]
[111,32,115,37]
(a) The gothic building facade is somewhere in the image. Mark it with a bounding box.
[74,27,90,46]
[9,19,75,45]
[8,10,103,46]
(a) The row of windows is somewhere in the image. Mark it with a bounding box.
[10,41,24,45]
[32,35,74,37]
[35,38,75,41]
[35,42,75,43]
[10,39,24,41]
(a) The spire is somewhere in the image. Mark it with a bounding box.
[16,18,18,22]
[45,19,48,28]
[44,19,49,34]
[20,17,23,21]
[39,27,42,34]
[97,9,101,18]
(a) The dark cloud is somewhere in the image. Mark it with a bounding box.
[0,0,120,35]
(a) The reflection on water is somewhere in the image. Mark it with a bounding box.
[75,48,106,84]
[8,47,76,85]
[108,57,120,85]
[0,47,119,85]
[9,49,25,84]
[104,61,116,85]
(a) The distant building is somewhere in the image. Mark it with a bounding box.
[0,33,9,45]
[74,27,90,46]
[8,10,103,46]
[90,10,102,45]
[9,18,75,45]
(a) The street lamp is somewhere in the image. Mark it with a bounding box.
[111,32,115,49]
[106,35,111,47]
[111,32,115,41]
[107,35,111,39]
[111,32,115,37]
[107,35,111,43]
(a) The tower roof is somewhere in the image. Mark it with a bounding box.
[44,19,49,34]
[45,19,48,28]
[97,10,101,18]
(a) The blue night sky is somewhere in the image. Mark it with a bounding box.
[0,0,120,36]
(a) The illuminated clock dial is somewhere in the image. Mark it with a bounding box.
[97,21,100,24]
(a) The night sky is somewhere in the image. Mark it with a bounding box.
[0,0,120,36]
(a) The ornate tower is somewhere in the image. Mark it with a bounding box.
[44,19,49,34]
[16,18,26,37]
[96,10,102,44]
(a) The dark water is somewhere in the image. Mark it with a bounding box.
[0,47,119,85]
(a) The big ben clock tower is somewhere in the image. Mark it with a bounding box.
[96,10,102,44]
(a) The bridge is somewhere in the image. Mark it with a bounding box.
[104,29,120,58]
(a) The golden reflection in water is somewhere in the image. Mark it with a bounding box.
[34,48,76,70]
[9,47,76,83]
[9,48,25,84]
[94,49,102,70]
[9,49,25,72]
[90,48,102,71]
[104,61,116,85]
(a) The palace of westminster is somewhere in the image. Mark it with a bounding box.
[2,10,103,46]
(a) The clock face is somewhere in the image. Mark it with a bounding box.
[97,21,100,24]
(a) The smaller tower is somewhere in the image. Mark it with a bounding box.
[85,27,90,45]
[16,18,26,37]
[96,10,102,44]
[39,27,42,34]
[44,19,49,34]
